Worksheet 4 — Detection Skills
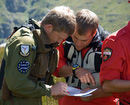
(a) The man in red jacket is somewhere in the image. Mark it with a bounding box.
[53,9,117,105]
[100,20,130,105]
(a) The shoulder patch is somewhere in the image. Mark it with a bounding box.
[20,44,30,57]
[103,47,112,61]
[17,60,30,73]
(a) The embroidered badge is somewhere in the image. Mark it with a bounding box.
[17,60,30,73]
[20,44,30,56]
[103,47,112,61]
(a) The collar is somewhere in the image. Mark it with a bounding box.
[40,26,51,45]
[40,26,59,49]
[88,29,102,47]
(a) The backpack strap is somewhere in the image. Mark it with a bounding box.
[7,18,40,40]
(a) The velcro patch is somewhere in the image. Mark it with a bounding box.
[20,44,30,57]
[103,47,112,61]
[17,60,30,73]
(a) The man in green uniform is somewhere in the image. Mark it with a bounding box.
[0,6,76,105]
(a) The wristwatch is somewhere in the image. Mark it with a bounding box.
[72,64,80,76]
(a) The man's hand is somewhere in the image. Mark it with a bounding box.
[80,87,97,102]
[75,68,95,86]
[51,82,69,96]
[53,95,64,100]
[80,87,113,102]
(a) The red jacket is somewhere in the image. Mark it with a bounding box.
[100,21,130,105]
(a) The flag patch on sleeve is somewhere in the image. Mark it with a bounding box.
[103,47,112,61]
[17,60,30,73]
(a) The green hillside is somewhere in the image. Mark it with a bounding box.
[0,0,130,41]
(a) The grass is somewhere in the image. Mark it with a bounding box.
[0,47,65,105]
[0,47,4,66]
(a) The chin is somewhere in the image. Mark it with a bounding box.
[76,48,82,51]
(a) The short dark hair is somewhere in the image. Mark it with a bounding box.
[76,9,99,35]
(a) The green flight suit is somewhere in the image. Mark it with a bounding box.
[0,27,52,105]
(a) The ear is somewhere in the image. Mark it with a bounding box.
[43,24,53,33]
[93,30,97,37]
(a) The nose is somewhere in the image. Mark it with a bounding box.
[76,40,82,46]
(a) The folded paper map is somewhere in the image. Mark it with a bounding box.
[67,86,97,97]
